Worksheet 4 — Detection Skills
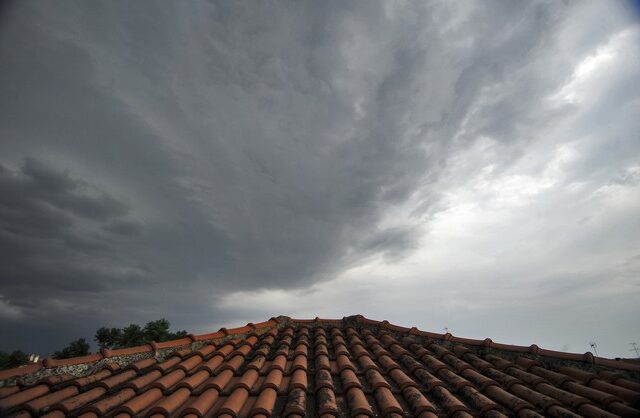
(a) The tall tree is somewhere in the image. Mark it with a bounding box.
[52,338,90,359]
[94,327,123,349]
[0,350,29,370]
[119,324,145,348]
[143,318,172,342]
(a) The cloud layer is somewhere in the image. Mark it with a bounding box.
[0,0,638,357]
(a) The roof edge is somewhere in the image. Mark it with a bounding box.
[287,315,640,373]
[0,317,283,382]
[1,314,637,384]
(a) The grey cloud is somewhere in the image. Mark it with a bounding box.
[354,226,422,262]
[0,159,127,240]
[0,1,638,356]
[102,220,142,236]
[0,159,140,298]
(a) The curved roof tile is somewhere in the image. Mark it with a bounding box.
[0,315,638,417]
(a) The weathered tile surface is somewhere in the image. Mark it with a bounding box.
[1,315,638,417]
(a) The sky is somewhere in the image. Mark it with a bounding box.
[0,1,639,359]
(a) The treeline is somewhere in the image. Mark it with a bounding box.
[0,319,186,370]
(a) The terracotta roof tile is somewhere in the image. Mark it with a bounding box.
[114,387,163,415]
[206,369,234,392]
[181,387,219,416]
[49,386,107,414]
[82,387,136,415]
[1,315,639,417]
[0,386,20,398]
[21,386,79,414]
[252,387,278,416]
[0,384,49,409]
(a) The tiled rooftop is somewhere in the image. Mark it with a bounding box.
[0,315,638,417]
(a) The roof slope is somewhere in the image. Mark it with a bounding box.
[0,315,638,417]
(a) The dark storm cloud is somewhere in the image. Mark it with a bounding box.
[0,159,137,295]
[0,1,638,355]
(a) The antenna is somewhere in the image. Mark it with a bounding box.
[589,341,598,357]
[630,342,640,358]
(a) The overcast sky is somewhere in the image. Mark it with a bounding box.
[0,1,639,358]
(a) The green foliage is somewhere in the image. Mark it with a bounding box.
[0,350,30,370]
[94,327,123,349]
[172,330,189,339]
[143,318,172,342]
[0,319,187,369]
[119,324,146,348]
[52,338,90,359]
[94,318,187,349]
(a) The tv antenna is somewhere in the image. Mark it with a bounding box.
[630,342,639,358]
[589,341,598,357]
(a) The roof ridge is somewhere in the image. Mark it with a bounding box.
[1,314,638,384]
[290,315,640,373]
[2,315,637,418]
[0,317,283,382]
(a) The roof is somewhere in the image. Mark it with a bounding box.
[0,315,638,417]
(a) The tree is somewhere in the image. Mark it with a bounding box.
[2,319,188,368]
[94,327,123,349]
[171,329,188,340]
[142,318,188,342]
[93,319,187,349]
[0,350,29,370]
[119,324,145,348]
[52,338,90,359]
[143,318,172,342]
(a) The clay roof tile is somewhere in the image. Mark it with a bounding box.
[252,387,278,416]
[374,386,403,415]
[284,388,306,416]
[314,344,329,357]
[314,369,334,392]
[389,368,418,390]
[364,368,390,390]
[336,354,355,372]
[218,386,250,416]
[293,344,308,357]
[176,369,210,391]
[0,385,50,410]
[0,386,20,398]
[316,386,338,415]
[291,354,307,372]
[180,387,219,417]
[149,369,186,391]
[403,386,436,415]
[357,355,379,372]
[339,369,362,391]
[2,316,638,418]
[269,354,287,372]
[218,355,245,373]
[346,387,373,416]
[114,387,163,415]
[232,369,259,391]
[315,354,331,371]
[206,369,234,392]
[150,356,181,373]
[289,369,307,392]
[262,368,284,391]
[377,354,400,372]
[146,387,191,416]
